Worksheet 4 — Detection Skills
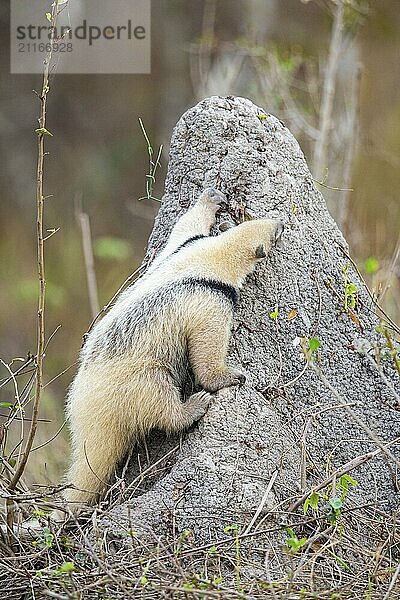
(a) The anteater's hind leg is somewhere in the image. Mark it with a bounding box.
[63,411,131,511]
[156,389,212,433]
[63,371,211,514]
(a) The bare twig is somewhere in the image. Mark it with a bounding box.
[138,117,163,202]
[360,345,400,403]
[76,207,100,319]
[337,241,400,336]
[338,62,361,229]
[314,367,400,470]
[382,560,400,600]
[312,178,353,192]
[313,0,345,180]
[8,1,60,495]
[382,327,400,375]
[244,470,278,534]
[379,232,400,302]
[289,437,400,513]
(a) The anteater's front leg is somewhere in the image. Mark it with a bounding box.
[150,188,226,268]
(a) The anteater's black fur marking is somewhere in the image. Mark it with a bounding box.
[98,276,238,360]
[172,234,206,256]
[183,277,239,307]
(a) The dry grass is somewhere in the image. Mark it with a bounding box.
[0,471,399,600]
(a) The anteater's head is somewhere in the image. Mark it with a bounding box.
[205,218,285,286]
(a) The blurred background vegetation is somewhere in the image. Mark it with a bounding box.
[0,0,399,486]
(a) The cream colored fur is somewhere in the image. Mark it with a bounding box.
[63,189,283,513]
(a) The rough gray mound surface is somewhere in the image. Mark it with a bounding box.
[102,97,399,558]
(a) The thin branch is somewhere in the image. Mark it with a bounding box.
[76,208,100,319]
[312,177,353,192]
[138,117,163,202]
[337,241,400,336]
[8,1,60,494]
[244,470,278,534]
[379,231,400,302]
[338,61,361,229]
[289,436,400,513]
[382,561,400,600]
[313,0,345,180]
[360,345,400,403]
[314,367,400,470]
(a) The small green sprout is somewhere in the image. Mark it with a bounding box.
[53,562,76,576]
[328,497,343,523]
[337,473,358,500]
[342,264,358,311]
[223,523,239,533]
[35,127,53,136]
[285,527,308,553]
[308,337,321,353]
[32,526,54,549]
[303,490,321,514]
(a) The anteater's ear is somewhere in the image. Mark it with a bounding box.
[255,245,266,259]
[218,221,234,232]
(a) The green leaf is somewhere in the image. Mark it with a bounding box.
[43,529,54,547]
[338,473,358,499]
[93,236,131,261]
[304,490,320,513]
[35,127,53,136]
[127,529,137,537]
[308,337,321,353]
[55,562,75,574]
[346,284,358,294]
[329,497,343,511]
[364,256,379,275]
[340,474,358,486]
[223,523,238,533]
[269,310,279,321]
[258,114,269,119]
[46,12,51,21]
[309,491,320,509]
[287,536,307,551]
[0,402,14,409]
